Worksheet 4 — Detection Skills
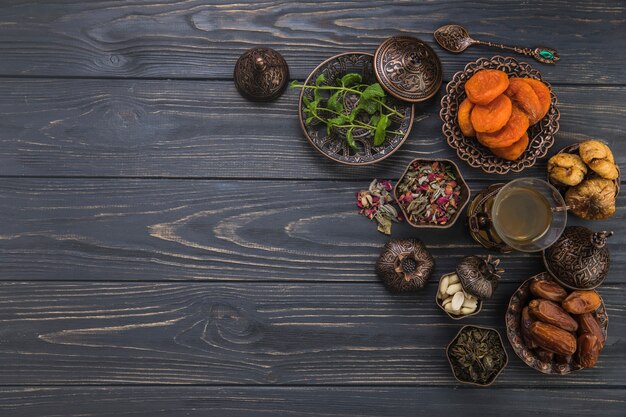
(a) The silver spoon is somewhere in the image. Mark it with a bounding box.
[434,24,559,65]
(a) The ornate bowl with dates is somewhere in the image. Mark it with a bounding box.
[440,55,560,174]
[505,272,609,374]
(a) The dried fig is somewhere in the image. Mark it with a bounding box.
[471,94,512,133]
[565,178,616,220]
[577,313,605,348]
[547,153,588,187]
[517,78,551,120]
[529,321,577,356]
[521,306,537,349]
[476,106,529,148]
[579,140,619,180]
[562,290,602,314]
[504,78,543,124]
[465,69,509,105]
[528,299,578,332]
[577,333,600,368]
[489,132,528,161]
[529,279,567,303]
[458,98,475,137]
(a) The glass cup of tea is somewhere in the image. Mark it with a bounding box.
[491,178,567,252]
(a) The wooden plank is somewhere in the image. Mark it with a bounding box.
[0,178,624,283]
[0,79,624,179]
[0,1,624,84]
[0,281,623,386]
[1,386,625,417]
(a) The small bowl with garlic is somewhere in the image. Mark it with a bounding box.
[436,255,504,320]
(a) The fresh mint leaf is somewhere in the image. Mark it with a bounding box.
[290,80,300,89]
[340,73,362,87]
[362,83,385,101]
[328,115,347,126]
[346,127,357,150]
[374,114,389,146]
[327,91,343,113]
[315,73,326,87]
[370,114,380,129]
[305,116,314,124]
[302,96,311,107]
[357,98,378,115]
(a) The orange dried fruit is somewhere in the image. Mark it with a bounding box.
[470,94,512,133]
[465,69,509,105]
[476,106,529,148]
[490,132,529,161]
[517,78,551,120]
[458,98,475,137]
[504,78,543,124]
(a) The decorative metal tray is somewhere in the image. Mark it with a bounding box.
[298,52,414,165]
[440,56,560,174]
[505,272,608,375]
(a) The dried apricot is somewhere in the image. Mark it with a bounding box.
[476,106,529,148]
[465,69,509,105]
[504,78,543,124]
[490,132,529,161]
[470,94,512,133]
[458,98,475,137]
[518,78,551,120]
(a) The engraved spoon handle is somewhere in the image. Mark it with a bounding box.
[472,39,559,64]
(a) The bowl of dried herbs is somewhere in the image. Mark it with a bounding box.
[394,158,470,228]
[446,325,508,387]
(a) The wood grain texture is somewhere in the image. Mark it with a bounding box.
[1,386,625,417]
[0,0,624,83]
[0,281,623,386]
[1,79,625,179]
[0,178,624,283]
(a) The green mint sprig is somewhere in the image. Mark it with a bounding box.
[290,73,404,150]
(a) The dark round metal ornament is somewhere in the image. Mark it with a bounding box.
[375,238,435,292]
[234,47,289,101]
[466,183,512,252]
[456,255,503,299]
[374,36,443,103]
[543,226,612,290]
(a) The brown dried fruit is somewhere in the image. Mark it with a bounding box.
[458,98,475,137]
[471,94,512,133]
[565,178,616,220]
[562,290,602,314]
[577,333,600,368]
[529,321,577,356]
[577,313,605,349]
[579,140,619,180]
[521,306,537,349]
[504,78,544,124]
[489,132,528,161]
[529,279,567,302]
[535,348,554,363]
[528,299,578,332]
[476,106,529,148]
[465,69,510,105]
[547,153,588,187]
[517,78,551,120]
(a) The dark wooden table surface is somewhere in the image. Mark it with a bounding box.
[0,1,624,416]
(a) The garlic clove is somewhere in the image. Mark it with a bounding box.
[462,298,478,309]
[438,276,449,298]
[451,291,465,311]
[446,283,463,295]
[461,306,476,315]
[448,273,460,285]
[442,296,453,307]
[445,303,460,314]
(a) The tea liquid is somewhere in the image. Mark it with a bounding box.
[493,186,552,243]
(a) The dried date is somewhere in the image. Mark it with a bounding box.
[577,333,600,368]
[529,279,567,302]
[528,299,578,332]
[529,321,577,356]
[577,313,605,349]
[562,291,602,314]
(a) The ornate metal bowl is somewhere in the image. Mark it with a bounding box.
[548,142,621,196]
[298,53,414,165]
[393,158,470,228]
[440,56,560,174]
[505,272,609,375]
[435,272,482,320]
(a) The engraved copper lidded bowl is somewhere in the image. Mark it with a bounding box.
[440,56,560,174]
[505,272,608,375]
[298,53,415,165]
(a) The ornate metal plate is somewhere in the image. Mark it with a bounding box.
[440,56,560,174]
[505,272,608,375]
[298,53,414,166]
[374,36,443,102]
